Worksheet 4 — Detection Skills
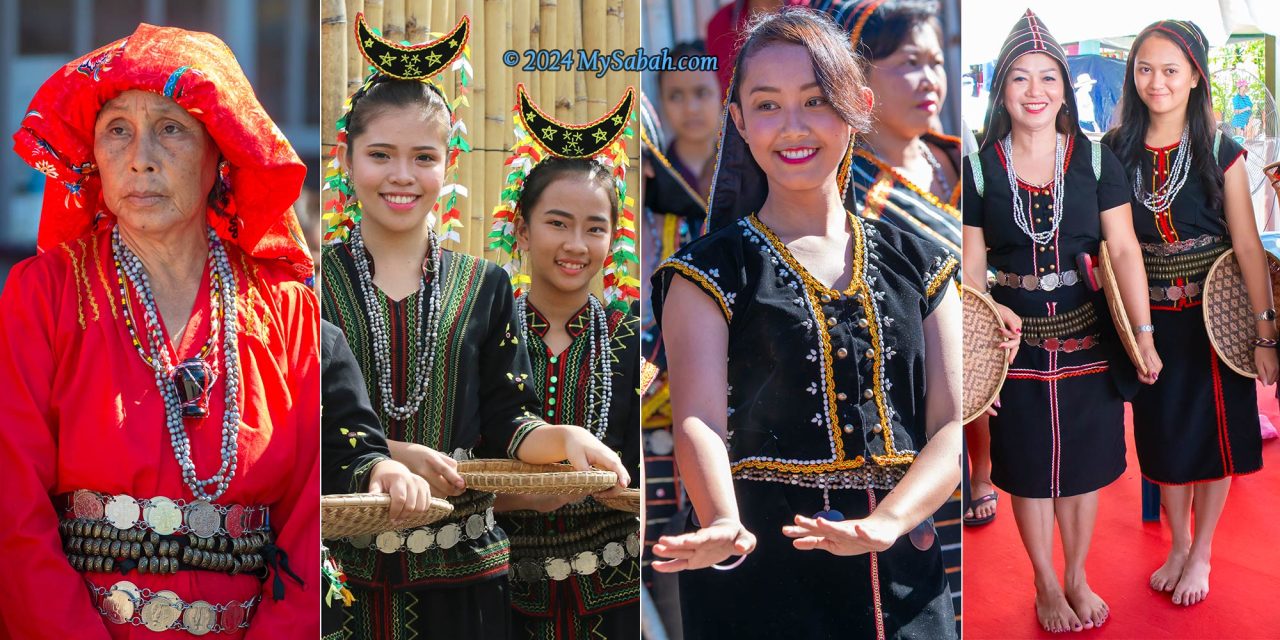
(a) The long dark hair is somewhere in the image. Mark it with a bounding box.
[1102,31,1223,211]
[854,0,941,68]
[980,54,1078,150]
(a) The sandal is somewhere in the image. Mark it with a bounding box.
[963,492,998,526]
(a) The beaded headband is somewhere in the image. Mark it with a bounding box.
[322,13,473,243]
[487,84,639,312]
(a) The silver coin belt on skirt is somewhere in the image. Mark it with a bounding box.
[87,578,260,635]
[509,530,642,582]
[58,490,274,577]
[1141,236,1227,303]
[345,506,498,554]
[993,268,1082,292]
[1019,301,1103,352]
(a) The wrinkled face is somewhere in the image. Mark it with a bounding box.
[660,68,723,145]
[94,90,219,235]
[730,43,852,195]
[516,175,614,297]
[867,23,947,140]
[344,104,448,236]
[1001,52,1065,133]
[1133,34,1199,117]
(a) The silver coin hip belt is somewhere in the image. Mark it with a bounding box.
[62,490,270,539]
[88,578,259,635]
[509,531,642,583]
[344,507,498,554]
[993,269,1081,292]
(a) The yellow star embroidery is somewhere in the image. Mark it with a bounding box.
[566,142,582,155]
[591,128,608,143]
[378,52,397,67]
[541,126,557,141]
[364,38,375,48]
[426,51,442,66]
[405,61,421,76]
[611,114,624,126]
[449,39,457,47]
[567,131,583,144]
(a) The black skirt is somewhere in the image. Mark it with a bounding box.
[1133,304,1262,484]
[989,337,1127,499]
[325,577,511,640]
[678,481,954,640]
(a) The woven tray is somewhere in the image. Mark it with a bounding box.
[640,359,660,396]
[594,488,641,514]
[961,285,1008,423]
[457,460,618,496]
[321,494,454,539]
[1098,241,1149,376]
[1203,250,1280,378]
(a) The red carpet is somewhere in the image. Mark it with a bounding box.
[964,384,1280,639]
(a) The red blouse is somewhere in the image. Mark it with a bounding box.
[0,226,319,638]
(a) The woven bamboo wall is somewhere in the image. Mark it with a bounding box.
[322,0,642,262]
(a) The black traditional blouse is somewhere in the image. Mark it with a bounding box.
[321,243,548,588]
[320,319,391,496]
[652,213,958,488]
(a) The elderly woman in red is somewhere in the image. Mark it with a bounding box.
[0,24,319,638]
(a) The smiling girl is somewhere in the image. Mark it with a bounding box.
[1103,19,1278,608]
[649,8,963,638]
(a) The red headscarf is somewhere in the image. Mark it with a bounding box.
[13,23,313,281]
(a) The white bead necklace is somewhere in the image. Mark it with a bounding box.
[1134,124,1192,215]
[1001,133,1066,245]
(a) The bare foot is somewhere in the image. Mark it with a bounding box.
[1150,546,1188,592]
[1065,579,1109,629]
[1036,582,1083,633]
[1171,554,1210,606]
[965,481,998,521]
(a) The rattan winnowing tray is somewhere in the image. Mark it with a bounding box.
[962,284,1008,423]
[321,494,454,539]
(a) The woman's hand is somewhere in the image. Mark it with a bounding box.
[782,512,902,555]
[366,459,433,527]
[993,302,1022,364]
[651,518,757,573]
[1137,333,1163,384]
[389,441,466,497]
[1256,346,1279,385]
[558,426,631,488]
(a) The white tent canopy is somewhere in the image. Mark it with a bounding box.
[961,0,1280,67]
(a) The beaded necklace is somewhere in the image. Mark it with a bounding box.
[113,225,241,502]
[1000,133,1066,245]
[918,139,953,198]
[1134,124,1192,215]
[349,223,445,422]
[515,293,613,440]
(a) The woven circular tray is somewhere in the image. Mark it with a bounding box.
[321,494,454,539]
[1203,250,1280,378]
[1099,241,1149,376]
[594,488,641,514]
[457,460,618,496]
[961,285,1008,423]
[640,359,660,395]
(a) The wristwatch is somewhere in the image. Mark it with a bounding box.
[1258,308,1277,321]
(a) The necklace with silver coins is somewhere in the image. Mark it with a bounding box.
[918,139,952,198]
[514,293,613,440]
[1134,124,1192,215]
[349,223,445,422]
[1001,133,1066,245]
[113,225,241,502]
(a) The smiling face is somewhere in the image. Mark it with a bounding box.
[94,90,219,236]
[1001,52,1065,134]
[729,43,852,195]
[343,104,448,237]
[516,173,614,298]
[867,23,947,140]
[1133,33,1200,118]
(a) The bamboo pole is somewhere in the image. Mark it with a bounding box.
[345,0,364,94]
[406,0,429,42]
[583,0,606,114]
[363,0,384,36]
[430,0,447,37]
[321,0,348,150]
[383,0,405,43]
[479,0,505,258]
[512,0,531,104]
[605,0,623,111]
[540,0,558,118]
[557,0,581,121]
[459,0,481,255]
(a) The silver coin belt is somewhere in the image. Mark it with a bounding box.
[87,578,259,635]
[345,507,498,554]
[62,490,270,539]
[993,269,1081,292]
[509,531,642,583]
[730,465,908,490]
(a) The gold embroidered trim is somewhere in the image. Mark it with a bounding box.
[75,239,101,322]
[61,242,87,329]
[90,233,118,319]
[925,255,959,299]
[854,147,960,216]
[656,260,732,322]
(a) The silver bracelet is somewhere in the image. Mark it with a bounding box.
[1134,324,1155,334]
